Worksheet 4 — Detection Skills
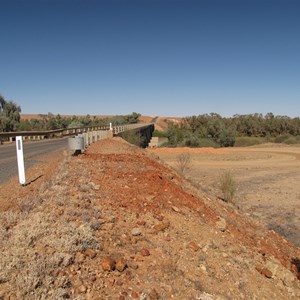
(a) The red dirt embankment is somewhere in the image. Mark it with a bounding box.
[0,138,299,299]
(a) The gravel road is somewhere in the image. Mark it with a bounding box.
[0,138,67,185]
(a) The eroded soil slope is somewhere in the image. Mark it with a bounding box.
[0,138,300,299]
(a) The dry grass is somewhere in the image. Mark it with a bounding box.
[175,153,191,175]
[219,171,237,203]
[0,157,103,298]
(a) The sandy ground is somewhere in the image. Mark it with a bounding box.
[147,144,300,247]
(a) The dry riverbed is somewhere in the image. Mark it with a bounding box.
[147,144,300,247]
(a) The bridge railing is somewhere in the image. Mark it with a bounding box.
[0,123,153,142]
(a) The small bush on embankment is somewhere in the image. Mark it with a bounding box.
[175,153,191,175]
[219,171,237,203]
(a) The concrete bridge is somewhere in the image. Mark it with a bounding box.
[68,123,154,151]
[115,123,154,148]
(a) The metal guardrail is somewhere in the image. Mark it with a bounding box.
[0,125,109,139]
[3,123,154,185]
[0,123,153,140]
[111,123,153,135]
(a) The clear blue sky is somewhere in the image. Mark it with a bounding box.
[1,0,299,117]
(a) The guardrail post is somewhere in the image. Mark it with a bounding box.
[83,133,88,147]
[88,132,92,145]
[16,136,26,186]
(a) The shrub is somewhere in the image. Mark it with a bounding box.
[216,126,236,147]
[121,130,141,147]
[175,153,191,175]
[274,134,292,143]
[152,130,168,138]
[180,136,220,148]
[219,171,237,203]
[234,136,265,147]
[197,138,220,148]
[180,135,201,147]
[283,135,300,145]
[67,120,83,129]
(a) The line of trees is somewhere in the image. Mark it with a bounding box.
[166,113,300,147]
[0,94,141,132]
[18,112,141,131]
[2,94,300,147]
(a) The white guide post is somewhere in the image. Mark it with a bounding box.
[16,136,26,185]
[109,122,112,130]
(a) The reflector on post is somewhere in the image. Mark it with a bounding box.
[16,136,26,185]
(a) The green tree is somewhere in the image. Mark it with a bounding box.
[167,123,185,146]
[217,125,236,147]
[125,112,141,124]
[0,95,21,132]
[68,120,84,129]
[18,119,32,131]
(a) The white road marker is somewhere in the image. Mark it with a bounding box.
[16,136,26,185]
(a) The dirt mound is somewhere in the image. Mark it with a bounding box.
[0,138,300,299]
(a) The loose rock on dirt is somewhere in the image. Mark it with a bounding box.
[0,137,299,299]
